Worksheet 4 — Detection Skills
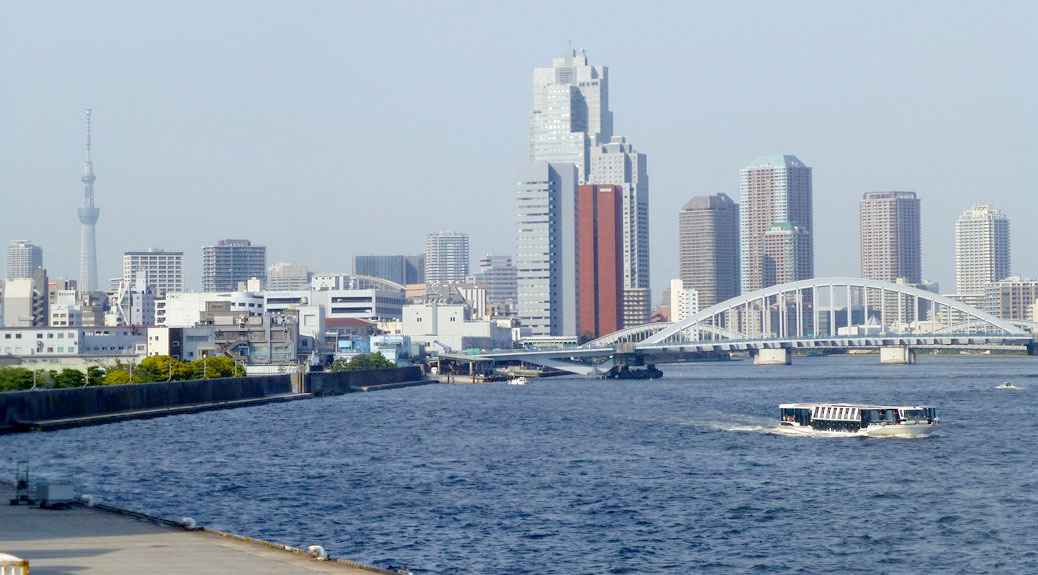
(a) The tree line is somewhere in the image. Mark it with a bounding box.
[0,355,244,392]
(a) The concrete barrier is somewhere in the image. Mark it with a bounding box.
[309,367,424,396]
[0,375,292,431]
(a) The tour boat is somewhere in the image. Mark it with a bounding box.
[507,376,529,386]
[778,403,939,438]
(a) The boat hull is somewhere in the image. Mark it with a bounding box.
[777,421,938,438]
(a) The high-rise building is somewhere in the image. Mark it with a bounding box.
[678,194,739,310]
[529,49,613,183]
[576,185,624,338]
[123,249,184,295]
[201,239,267,292]
[860,191,921,284]
[1,268,48,327]
[425,232,469,285]
[267,262,312,291]
[761,222,812,287]
[6,240,43,280]
[589,136,650,325]
[353,255,424,285]
[956,205,1010,296]
[469,255,518,311]
[982,277,1038,320]
[516,161,578,336]
[77,110,100,293]
[739,155,813,293]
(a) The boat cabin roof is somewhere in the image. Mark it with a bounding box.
[779,403,934,410]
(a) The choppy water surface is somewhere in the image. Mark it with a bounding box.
[5,356,1038,574]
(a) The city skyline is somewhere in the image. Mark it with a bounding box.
[2,2,1037,299]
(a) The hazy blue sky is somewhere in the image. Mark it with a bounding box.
[2,0,1035,298]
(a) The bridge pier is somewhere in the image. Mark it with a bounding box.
[754,348,791,366]
[880,346,915,364]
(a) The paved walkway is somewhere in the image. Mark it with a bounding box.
[0,487,391,574]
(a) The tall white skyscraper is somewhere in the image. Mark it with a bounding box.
[516,161,578,336]
[739,155,813,293]
[589,136,650,325]
[77,109,100,293]
[956,205,1010,296]
[425,231,469,284]
[123,249,184,295]
[6,240,43,280]
[469,254,518,310]
[529,49,613,183]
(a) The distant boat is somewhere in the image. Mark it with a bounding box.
[506,376,529,386]
[778,403,939,438]
[996,381,1018,390]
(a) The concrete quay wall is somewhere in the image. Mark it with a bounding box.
[0,375,292,431]
[309,366,424,396]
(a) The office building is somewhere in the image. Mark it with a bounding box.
[123,249,184,295]
[678,194,739,310]
[739,155,813,293]
[6,240,43,280]
[353,255,424,285]
[956,205,1010,296]
[469,254,518,313]
[589,136,650,325]
[267,262,312,291]
[529,48,613,183]
[516,161,578,336]
[201,239,267,292]
[576,184,624,338]
[860,192,921,284]
[425,231,469,285]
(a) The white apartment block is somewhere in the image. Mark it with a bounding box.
[955,205,1010,296]
[123,249,184,294]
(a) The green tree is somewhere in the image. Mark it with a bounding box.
[330,352,395,371]
[137,355,192,382]
[86,366,106,386]
[0,367,34,392]
[189,356,243,379]
[103,369,136,386]
[52,368,86,388]
[578,331,595,345]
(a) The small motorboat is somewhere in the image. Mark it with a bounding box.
[996,381,1018,389]
[506,376,529,386]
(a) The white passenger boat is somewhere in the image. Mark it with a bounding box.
[778,403,939,438]
[996,381,1017,390]
[506,376,529,386]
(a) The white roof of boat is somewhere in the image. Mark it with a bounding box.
[779,403,934,409]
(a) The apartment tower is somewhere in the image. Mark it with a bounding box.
[956,205,1010,297]
[425,231,469,284]
[6,240,44,280]
[201,239,267,292]
[739,155,813,293]
[678,194,739,310]
[860,192,921,284]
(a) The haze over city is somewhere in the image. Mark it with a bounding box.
[2,0,1036,296]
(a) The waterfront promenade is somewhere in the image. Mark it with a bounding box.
[0,486,393,574]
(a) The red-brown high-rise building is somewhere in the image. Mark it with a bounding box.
[577,185,624,338]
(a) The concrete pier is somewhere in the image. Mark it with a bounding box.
[880,346,916,364]
[0,486,397,575]
[754,348,792,365]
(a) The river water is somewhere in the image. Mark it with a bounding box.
[4,355,1037,574]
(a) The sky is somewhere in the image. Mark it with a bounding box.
[2,0,1036,300]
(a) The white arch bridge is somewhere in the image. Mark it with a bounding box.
[476,277,1035,375]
